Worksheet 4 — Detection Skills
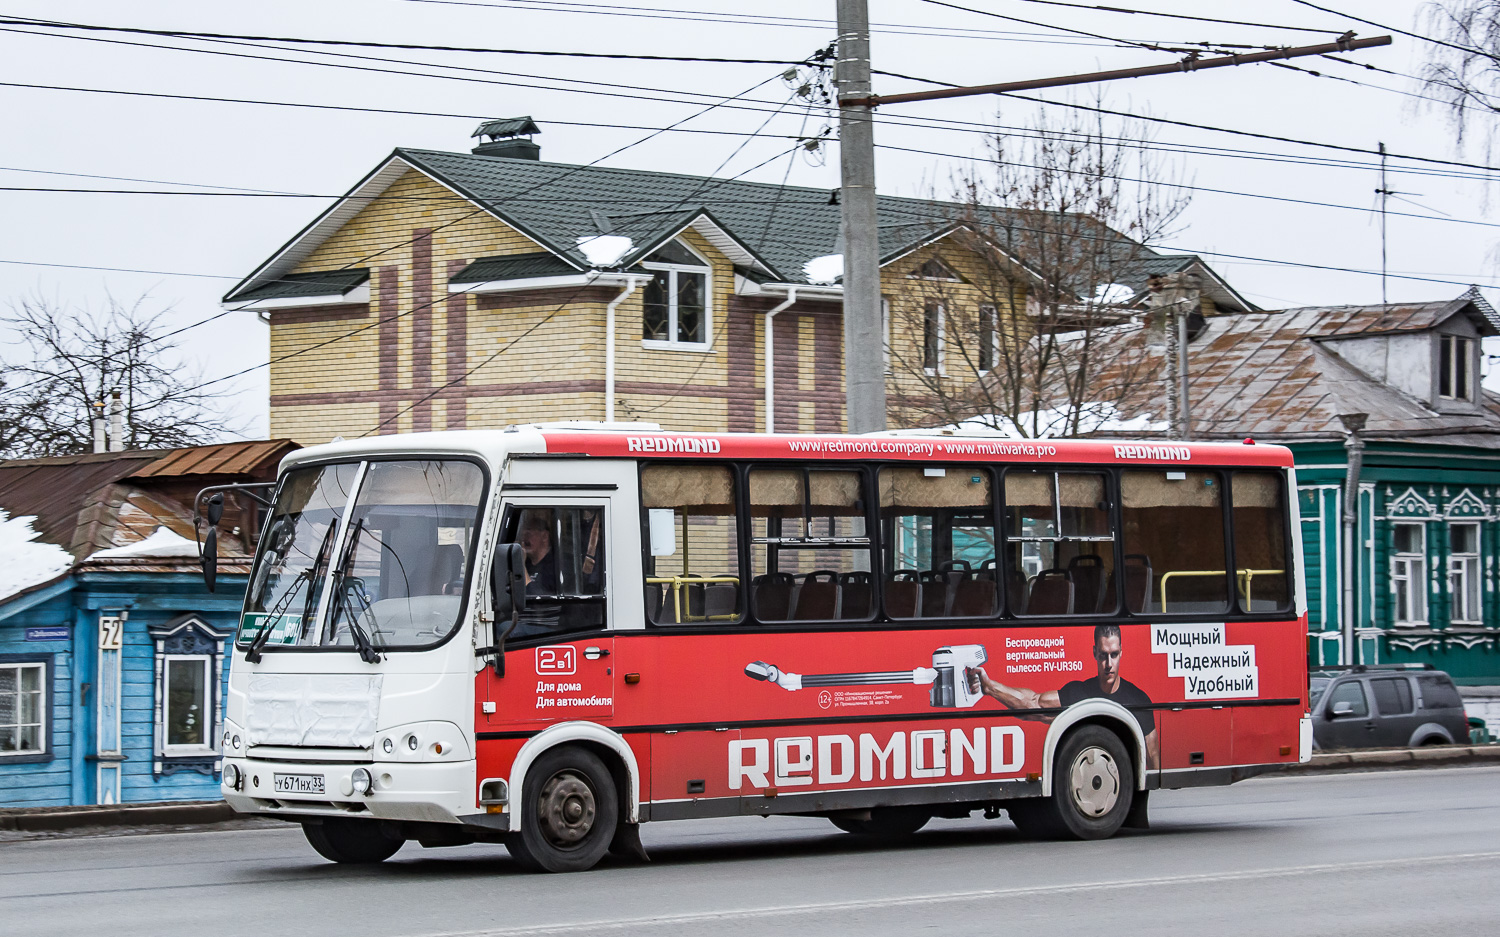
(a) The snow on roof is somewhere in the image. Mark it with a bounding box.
[804,253,843,285]
[88,526,199,561]
[576,235,634,268]
[0,508,73,603]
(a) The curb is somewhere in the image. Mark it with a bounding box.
[0,800,235,833]
[1277,744,1500,775]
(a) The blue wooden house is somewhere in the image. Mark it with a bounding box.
[0,441,295,807]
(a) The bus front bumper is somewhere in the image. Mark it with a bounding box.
[222,757,479,825]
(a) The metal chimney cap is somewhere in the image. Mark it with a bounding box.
[1337,412,1369,434]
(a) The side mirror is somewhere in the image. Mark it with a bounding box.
[1330,700,1355,717]
[202,527,218,593]
[487,543,526,676]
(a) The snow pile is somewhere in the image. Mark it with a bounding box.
[576,235,634,267]
[803,254,844,285]
[0,509,73,602]
[1092,282,1136,305]
[89,526,198,560]
[942,402,1168,439]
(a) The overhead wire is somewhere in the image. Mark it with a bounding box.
[996,0,1343,34]
[1288,0,1482,56]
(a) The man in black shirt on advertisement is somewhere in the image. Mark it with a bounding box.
[969,623,1159,769]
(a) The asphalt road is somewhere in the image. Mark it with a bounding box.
[3,766,1498,937]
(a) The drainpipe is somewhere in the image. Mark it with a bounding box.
[763,288,798,433]
[604,275,645,424]
[1338,412,1368,666]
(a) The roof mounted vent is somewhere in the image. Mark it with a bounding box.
[472,117,541,160]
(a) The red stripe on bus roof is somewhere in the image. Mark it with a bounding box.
[538,433,1294,466]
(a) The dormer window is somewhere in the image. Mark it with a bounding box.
[909,258,962,282]
[1439,334,1475,401]
[642,240,710,348]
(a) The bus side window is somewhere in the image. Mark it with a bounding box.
[1120,470,1229,614]
[1002,470,1116,617]
[748,466,873,623]
[640,464,742,625]
[1231,472,1292,613]
[501,505,607,638]
[879,465,998,619]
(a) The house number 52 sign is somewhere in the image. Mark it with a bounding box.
[98,615,123,651]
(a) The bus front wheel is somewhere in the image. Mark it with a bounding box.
[1014,725,1135,841]
[508,745,619,873]
[302,818,404,864]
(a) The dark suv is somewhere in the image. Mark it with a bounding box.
[1309,667,1470,750]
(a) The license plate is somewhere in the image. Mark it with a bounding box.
[273,773,325,795]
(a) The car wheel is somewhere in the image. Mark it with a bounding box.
[830,806,931,838]
[507,745,618,873]
[1015,726,1136,841]
[302,818,404,864]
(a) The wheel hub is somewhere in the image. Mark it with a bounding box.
[538,771,596,847]
[1069,746,1120,817]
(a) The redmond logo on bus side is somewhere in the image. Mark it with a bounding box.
[729,726,1025,789]
[626,436,722,453]
[1112,445,1192,461]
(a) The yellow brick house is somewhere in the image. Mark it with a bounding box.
[223,118,1253,443]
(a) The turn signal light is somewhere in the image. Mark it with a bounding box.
[624,673,641,684]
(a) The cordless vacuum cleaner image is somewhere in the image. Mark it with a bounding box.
[744,644,989,709]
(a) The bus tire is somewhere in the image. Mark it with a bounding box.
[302,819,404,864]
[1033,725,1135,841]
[508,745,619,873]
[830,806,931,838]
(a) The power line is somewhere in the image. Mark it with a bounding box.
[913,0,1258,54]
[0,257,236,279]
[999,0,1343,35]
[0,15,817,64]
[1288,0,1480,56]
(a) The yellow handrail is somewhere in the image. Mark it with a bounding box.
[646,575,741,622]
[1159,568,1285,611]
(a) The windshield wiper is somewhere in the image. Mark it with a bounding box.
[244,567,311,663]
[331,518,381,664]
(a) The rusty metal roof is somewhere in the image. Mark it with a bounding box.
[1039,291,1500,443]
[0,439,297,562]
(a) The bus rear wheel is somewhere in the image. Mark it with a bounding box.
[302,818,404,864]
[508,745,619,873]
[1017,725,1135,841]
[830,806,931,839]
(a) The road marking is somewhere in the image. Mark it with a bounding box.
[409,850,1500,937]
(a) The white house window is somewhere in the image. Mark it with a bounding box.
[163,656,211,753]
[0,661,45,757]
[150,613,228,776]
[924,303,945,375]
[979,304,998,373]
[1392,522,1427,625]
[1448,522,1482,623]
[1439,334,1474,401]
[642,240,709,348]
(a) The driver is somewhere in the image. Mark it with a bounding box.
[520,511,558,596]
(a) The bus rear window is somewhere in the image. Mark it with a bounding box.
[1121,470,1229,614]
[1232,472,1291,613]
[641,464,742,625]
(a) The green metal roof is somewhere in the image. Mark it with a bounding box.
[231,269,368,303]
[450,252,580,284]
[473,117,541,139]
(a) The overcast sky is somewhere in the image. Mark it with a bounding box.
[0,0,1492,439]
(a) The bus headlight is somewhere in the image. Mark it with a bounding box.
[350,767,373,797]
[382,737,394,754]
[223,763,243,792]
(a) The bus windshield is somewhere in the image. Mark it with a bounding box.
[239,459,487,651]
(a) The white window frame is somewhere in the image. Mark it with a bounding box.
[0,661,47,758]
[978,304,999,374]
[1439,334,1475,401]
[161,654,214,756]
[1391,522,1427,626]
[1448,521,1482,624]
[923,302,945,376]
[882,296,891,374]
[641,240,712,351]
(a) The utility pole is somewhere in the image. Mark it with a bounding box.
[835,0,886,433]
[1376,142,1391,304]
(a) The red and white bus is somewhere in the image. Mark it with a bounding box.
[212,427,1310,872]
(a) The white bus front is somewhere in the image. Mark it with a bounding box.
[219,449,494,861]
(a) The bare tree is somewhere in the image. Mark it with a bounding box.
[885,102,1189,437]
[1418,1,1500,160]
[0,295,232,457]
